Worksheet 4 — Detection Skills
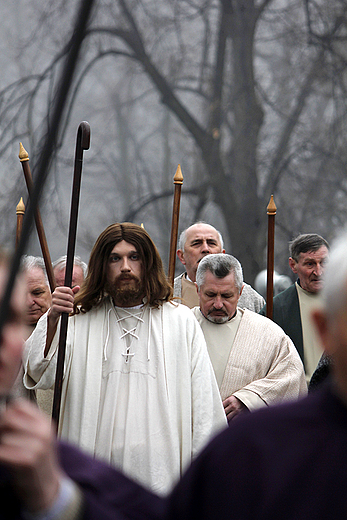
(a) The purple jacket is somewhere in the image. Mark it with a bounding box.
[167,380,347,519]
[0,441,164,520]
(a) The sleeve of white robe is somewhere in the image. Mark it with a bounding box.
[187,309,227,457]
[230,320,307,411]
[23,311,67,390]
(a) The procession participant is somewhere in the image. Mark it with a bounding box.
[167,231,347,519]
[0,248,163,520]
[22,256,52,338]
[260,233,329,381]
[24,222,226,495]
[53,255,87,290]
[194,254,307,421]
[174,222,264,312]
[20,256,54,410]
[10,256,51,402]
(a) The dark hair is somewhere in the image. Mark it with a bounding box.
[289,234,329,262]
[74,223,172,313]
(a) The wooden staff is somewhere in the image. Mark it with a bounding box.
[16,197,25,249]
[0,0,95,346]
[52,121,90,430]
[168,164,183,286]
[19,142,56,292]
[266,194,277,320]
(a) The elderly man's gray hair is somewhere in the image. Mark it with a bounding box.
[53,255,87,277]
[178,222,224,251]
[196,254,243,291]
[21,255,49,284]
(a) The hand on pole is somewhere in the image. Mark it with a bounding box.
[48,286,79,324]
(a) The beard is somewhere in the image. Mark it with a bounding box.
[105,274,145,307]
[205,307,230,324]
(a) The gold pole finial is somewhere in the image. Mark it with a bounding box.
[173,164,183,185]
[267,194,277,215]
[19,142,29,162]
[16,197,25,215]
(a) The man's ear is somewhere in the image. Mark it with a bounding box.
[222,249,226,254]
[311,309,335,356]
[239,283,244,296]
[176,249,186,266]
[289,257,297,274]
[195,282,199,294]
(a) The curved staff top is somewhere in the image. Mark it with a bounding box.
[52,122,91,430]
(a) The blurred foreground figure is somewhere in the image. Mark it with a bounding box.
[166,232,347,519]
[24,222,226,495]
[0,250,163,519]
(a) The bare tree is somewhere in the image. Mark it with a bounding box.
[1,0,347,279]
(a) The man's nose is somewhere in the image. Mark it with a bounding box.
[313,263,323,277]
[120,258,131,271]
[214,296,223,309]
[315,263,324,277]
[201,240,210,253]
[26,293,34,306]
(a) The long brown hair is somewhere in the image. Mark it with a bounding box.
[74,223,172,313]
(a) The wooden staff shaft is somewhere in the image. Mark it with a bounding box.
[0,0,95,350]
[16,197,25,250]
[168,165,183,286]
[19,144,56,292]
[266,195,277,320]
[52,122,90,431]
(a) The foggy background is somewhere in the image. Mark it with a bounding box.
[0,0,346,286]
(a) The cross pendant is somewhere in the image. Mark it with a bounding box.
[122,347,135,363]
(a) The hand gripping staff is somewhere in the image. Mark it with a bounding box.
[52,122,90,430]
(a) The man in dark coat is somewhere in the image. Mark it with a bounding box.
[260,233,329,380]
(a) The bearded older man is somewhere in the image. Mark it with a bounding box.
[193,254,307,422]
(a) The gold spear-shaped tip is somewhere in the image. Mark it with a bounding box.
[173,164,183,185]
[267,194,277,215]
[16,197,25,215]
[19,142,29,162]
[140,223,144,228]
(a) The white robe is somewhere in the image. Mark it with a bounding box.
[24,299,226,495]
[192,307,307,411]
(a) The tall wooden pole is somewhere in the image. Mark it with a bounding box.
[16,197,25,249]
[19,143,56,292]
[52,122,90,431]
[168,164,183,286]
[0,0,95,347]
[266,194,277,320]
